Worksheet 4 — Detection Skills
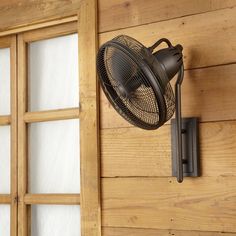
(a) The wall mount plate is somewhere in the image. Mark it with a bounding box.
[171,117,200,177]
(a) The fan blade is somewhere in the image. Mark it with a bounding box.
[109,49,142,98]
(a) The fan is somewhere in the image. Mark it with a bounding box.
[97,35,200,183]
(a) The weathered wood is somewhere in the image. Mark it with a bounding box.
[0,115,11,125]
[102,177,236,232]
[103,227,236,236]
[10,34,18,236]
[24,108,79,123]
[0,1,234,236]
[0,0,81,32]
[99,0,236,33]
[100,64,236,129]
[17,33,28,236]
[22,21,77,42]
[78,0,101,236]
[101,120,236,177]
[0,0,235,34]
[0,35,12,48]
[99,7,236,70]
[0,16,77,37]
[0,195,11,204]
[24,194,80,205]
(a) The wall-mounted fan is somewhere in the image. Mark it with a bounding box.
[97,35,200,183]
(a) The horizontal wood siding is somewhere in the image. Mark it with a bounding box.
[102,177,236,232]
[101,120,236,177]
[99,7,236,70]
[98,0,236,32]
[0,0,236,33]
[101,64,236,129]
[0,0,81,32]
[98,1,236,235]
[103,227,236,236]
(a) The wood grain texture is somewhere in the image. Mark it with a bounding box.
[0,195,11,204]
[0,0,235,34]
[10,34,18,236]
[98,0,236,33]
[78,0,101,236]
[98,2,236,236]
[101,120,236,177]
[0,16,77,37]
[0,0,81,32]
[17,33,28,236]
[101,64,236,129]
[0,32,17,236]
[99,7,236,70]
[24,108,80,123]
[22,21,77,42]
[0,35,12,48]
[103,227,236,236]
[24,194,80,205]
[0,115,11,125]
[102,177,236,232]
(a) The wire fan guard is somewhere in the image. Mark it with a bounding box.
[97,35,175,129]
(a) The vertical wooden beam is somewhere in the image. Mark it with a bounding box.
[10,34,18,236]
[17,34,28,236]
[78,0,101,236]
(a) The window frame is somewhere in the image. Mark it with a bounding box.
[0,2,100,235]
[0,35,17,236]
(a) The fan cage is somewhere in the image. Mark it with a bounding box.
[97,35,175,129]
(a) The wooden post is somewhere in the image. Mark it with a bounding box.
[78,0,101,236]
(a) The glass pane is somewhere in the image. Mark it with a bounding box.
[28,33,79,111]
[31,205,80,236]
[0,126,10,194]
[0,205,10,236]
[29,119,80,193]
[0,48,10,115]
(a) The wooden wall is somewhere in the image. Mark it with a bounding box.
[99,1,236,236]
[0,0,236,235]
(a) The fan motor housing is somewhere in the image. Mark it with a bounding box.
[154,44,183,81]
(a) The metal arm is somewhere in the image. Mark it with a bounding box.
[175,64,184,183]
[148,38,173,52]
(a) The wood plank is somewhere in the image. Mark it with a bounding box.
[0,35,11,48]
[17,33,29,236]
[99,7,236,70]
[10,34,18,236]
[24,194,80,205]
[78,1,101,236]
[0,195,11,204]
[22,21,77,42]
[99,0,236,33]
[0,0,235,34]
[0,16,77,37]
[100,64,236,129]
[103,227,236,236]
[102,177,236,232]
[24,108,80,123]
[0,0,81,32]
[101,120,236,177]
[0,115,11,125]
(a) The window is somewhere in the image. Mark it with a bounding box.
[0,1,100,235]
[18,25,81,235]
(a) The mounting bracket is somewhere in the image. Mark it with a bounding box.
[171,118,200,179]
